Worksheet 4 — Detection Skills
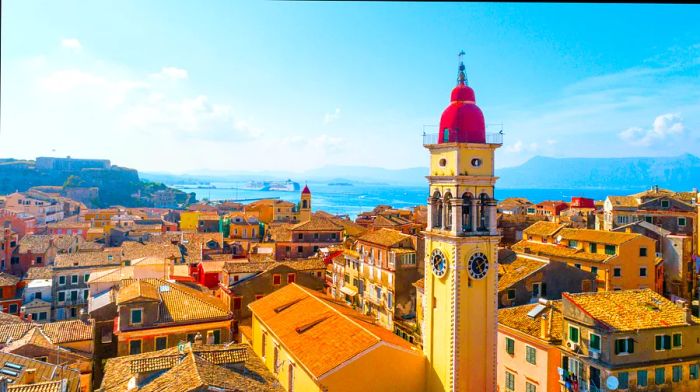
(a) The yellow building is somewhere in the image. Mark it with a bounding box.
[81,208,118,228]
[559,289,700,391]
[247,283,425,392]
[422,56,502,391]
[179,210,219,231]
[513,221,658,292]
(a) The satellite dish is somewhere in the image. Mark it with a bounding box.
[606,376,619,390]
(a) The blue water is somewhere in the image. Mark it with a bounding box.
[175,182,634,219]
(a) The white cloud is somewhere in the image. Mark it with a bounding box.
[61,38,82,50]
[619,113,686,146]
[151,67,188,80]
[323,107,341,125]
[505,140,539,154]
[38,69,148,106]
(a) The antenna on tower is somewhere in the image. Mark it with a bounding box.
[457,50,468,86]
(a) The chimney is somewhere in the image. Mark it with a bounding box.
[539,314,549,340]
[24,369,36,385]
[684,302,693,324]
[194,332,203,346]
[79,308,89,322]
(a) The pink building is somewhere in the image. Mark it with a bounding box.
[46,222,90,239]
[0,209,37,239]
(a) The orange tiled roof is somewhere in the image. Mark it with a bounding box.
[497,257,547,292]
[564,289,700,331]
[40,319,94,343]
[558,228,640,245]
[607,196,640,208]
[290,217,343,232]
[0,272,20,287]
[498,301,563,342]
[358,228,412,248]
[249,284,421,378]
[116,279,230,324]
[522,221,566,237]
[0,352,80,392]
[117,280,161,304]
[511,240,610,263]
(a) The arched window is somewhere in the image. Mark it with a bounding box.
[462,192,473,232]
[444,192,453,230]
[479,193,490,231]
[432,191,442,228]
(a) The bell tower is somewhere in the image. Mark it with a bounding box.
[423,52,502,392]
[299,184,312,222]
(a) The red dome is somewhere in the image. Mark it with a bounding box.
[438,66,486,144]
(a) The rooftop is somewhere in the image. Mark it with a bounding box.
[564,289,700,331]
[248,284,420,379]
[522,221,566,238]
[100,344,283,392]
[497,257,547,292]
[558,228,641,245]
[498,301,563,342]
[358,228,413,248]
[512,240,610,263]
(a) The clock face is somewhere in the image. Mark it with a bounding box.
[431,249,447,278]
[468,252,489,280]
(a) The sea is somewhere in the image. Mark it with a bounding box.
[173,182,637,219]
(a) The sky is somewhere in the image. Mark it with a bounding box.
[1,2,699,174]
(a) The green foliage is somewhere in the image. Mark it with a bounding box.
[63,175,86,188]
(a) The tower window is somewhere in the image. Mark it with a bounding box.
[439,158,447,167]
[471,158,482,167]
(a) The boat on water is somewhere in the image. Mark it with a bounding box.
[240,179,300,192]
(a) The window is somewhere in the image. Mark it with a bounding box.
[525,382,536,392]
[287,273,296,284]
[233,297,242,310]
[532,282,542,298]
[690,364,699,380]
[504,371,515,391]
[615,338,634,354]
[661,200,670,208]
[645,216,653,223]
[8,304,17,313]
[38,312,47,321]
[590,333,601,351]
[568,325,579,344]
[505,337,515,355]
[678,217,686,226]
[155,336,167,351]
[129,340,142,355]
[618,372,629,389]
[637,370,648,387]
[655,335,671,351]
[297,233,303,240]
[273,274,281,285]
[640,267,647,277]
[507,289,515,301]
[639,247,648,257]
[130,309,143,325]
[34,292,42,300]
[613,267,621,277]
[387,291,393,308]
[71,275,78,284]
[59,276,66,286]
[261,332,267,359]
[212,329,221,344]
[673,333,682,348]
[70,308,77,318]
[605,244,616,255]
[655,367,665,385]
[313,233,319,240]
[58,291,65,302]
[273,345,280,373]
[589,243,597,253]
[84,273,90,282]
[525,346,536,365]
[568,240,578,249]
[673,365,682,382]
[36,257,42,264]
[574,264,581,269]
[297,246,303,253]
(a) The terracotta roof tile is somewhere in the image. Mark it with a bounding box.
[40,319,93,343]
[0,351,80,392]
[24,267,53,281]
[0,272,20,287]
[100,344,282,392]
[498,301,563,342]
[565,289,700,331]
[358,228,412,248]
[607,196,640,208]
[523,221,566,237]
[290,217,343,232]
[558,228,640,245]
[249,284,421,378]
[512,241,610,262]
[497,257,547,292]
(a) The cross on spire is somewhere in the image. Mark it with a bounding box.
[457,50,468,86]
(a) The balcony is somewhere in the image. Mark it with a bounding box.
[422,125,504,146]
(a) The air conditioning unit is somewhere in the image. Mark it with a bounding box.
[590,351,600,360]
[567,341,579,351]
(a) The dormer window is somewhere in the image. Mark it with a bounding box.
[661,200,670,208]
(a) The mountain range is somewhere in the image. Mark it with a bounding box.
[142,154,700,191]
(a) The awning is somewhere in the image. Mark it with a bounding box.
[340,285,358,296]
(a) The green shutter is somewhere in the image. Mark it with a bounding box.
[656,335,663,350]
[664,335,671,350]
[628,338,634,353]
